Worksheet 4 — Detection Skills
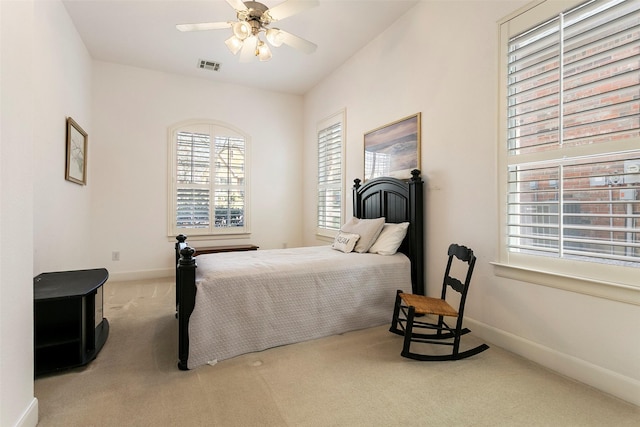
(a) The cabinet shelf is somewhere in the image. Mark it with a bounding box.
[35,332,81,350]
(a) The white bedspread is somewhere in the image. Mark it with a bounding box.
[187,245,411,368]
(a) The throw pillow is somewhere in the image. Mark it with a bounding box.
[340,217,385,253]
[368,222,410,255]
[331,232,360,253]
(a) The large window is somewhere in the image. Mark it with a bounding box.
[168,121,250,237]
[317,110,345,237]
[498,0,640,296]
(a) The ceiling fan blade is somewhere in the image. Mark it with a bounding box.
[239,36,257,62]
[267,0,319,22]
[278,30,317,54]
[176,22,231,32]
[226,0,249,12]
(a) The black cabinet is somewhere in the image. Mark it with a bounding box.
[34,268,109,376]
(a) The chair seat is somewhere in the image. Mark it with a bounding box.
[400,293,458,317]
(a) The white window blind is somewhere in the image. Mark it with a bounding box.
[504,0,640,268]
[213,136,245,228]
[176,131,210,228]
[317,111,345,234]
[508,153,640,265]
[169,122,249,236]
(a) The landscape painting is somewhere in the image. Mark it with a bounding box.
[364,113,421,181]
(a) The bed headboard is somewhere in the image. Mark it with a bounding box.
[353,169,424,295]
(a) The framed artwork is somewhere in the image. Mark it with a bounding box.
[364,113,421,181]
[65,117,88,185]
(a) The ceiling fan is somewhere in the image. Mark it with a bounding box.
[176,0,319,62]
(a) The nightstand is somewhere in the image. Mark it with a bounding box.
[34,268,109,376]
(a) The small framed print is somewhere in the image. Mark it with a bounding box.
[65,117,88,185]
[364,113,421,181]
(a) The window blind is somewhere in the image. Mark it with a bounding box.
[318,122,342,231]
[507,0,640,156]
[213,136,245,228]
[506,0,640,267]
[176,131,210,228]
[171,126,248,235]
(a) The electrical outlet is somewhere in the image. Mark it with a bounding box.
[112,251,120,261]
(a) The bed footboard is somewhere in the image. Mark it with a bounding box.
[176,244,197,370]
[175,234,187,315]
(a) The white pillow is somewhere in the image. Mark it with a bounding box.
[340,217,385,253]
[368,222,410,255]
[331,232,360,253]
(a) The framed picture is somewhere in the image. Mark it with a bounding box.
[364,113,421,181]
[65,117,88,185]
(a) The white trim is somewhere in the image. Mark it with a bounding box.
[108,268,173,283]
[169,233,251,243]
[492,262,640,305]
[498,0,584,35]
[465,317,640,406]
[14,398,38,427]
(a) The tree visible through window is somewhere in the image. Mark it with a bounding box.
[502,0,640,268]
[169,122,249,236]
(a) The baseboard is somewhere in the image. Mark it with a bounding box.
[108,268,173,282]
[15,397,38,427]
[465,317,640,407]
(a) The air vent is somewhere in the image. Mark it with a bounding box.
[198,59,221,72]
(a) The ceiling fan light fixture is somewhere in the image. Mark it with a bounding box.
[232,21,252,40]
[265,28,284,47]
[257,40,272,61]
[225,35,243,55]
[176,0,319,63]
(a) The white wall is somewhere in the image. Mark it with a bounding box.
[90,62,304,280]
[2,0,96,424]
[1,1,38,426]
[33,0,94,275]
[302,1,639,405]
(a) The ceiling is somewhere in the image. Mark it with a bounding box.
[62,0,419,95]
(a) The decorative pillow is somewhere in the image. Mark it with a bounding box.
[368,222,410,255]
[340,217,385,253]
[331,232,360,253]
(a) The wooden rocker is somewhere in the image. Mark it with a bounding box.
[389,243,489,361]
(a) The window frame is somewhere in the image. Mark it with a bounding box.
[167,119,251,239]
[316,109,346,239]
[495,0,640,305]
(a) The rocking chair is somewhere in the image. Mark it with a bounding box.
[389,243,489,361]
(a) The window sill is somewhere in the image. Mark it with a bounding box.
[316,230,337,242]
[491,262,640,306]
[169,233,251,242]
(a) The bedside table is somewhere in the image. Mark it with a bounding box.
[34,268,109,376]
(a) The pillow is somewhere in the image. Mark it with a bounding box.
[340,217,385,253]
[331,232,360,253]
[368,222,410,255]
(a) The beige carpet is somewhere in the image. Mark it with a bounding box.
[35,278,639,426]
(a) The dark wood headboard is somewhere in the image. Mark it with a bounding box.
[353,169,424,295]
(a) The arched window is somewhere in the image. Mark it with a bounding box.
[168,120,250,237]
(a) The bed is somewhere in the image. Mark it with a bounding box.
[175,170,424,370]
